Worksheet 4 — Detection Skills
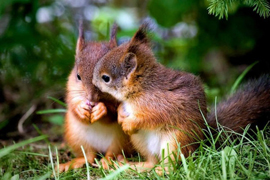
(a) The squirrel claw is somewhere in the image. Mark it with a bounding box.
[57,161,85,173]
[100,157,111,170]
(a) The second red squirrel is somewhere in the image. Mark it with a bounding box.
[58,22,133,172]
[92,23,270,173]
[92,24,207,172]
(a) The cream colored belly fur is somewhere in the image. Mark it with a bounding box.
[68,112,123,153]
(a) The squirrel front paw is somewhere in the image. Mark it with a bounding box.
[91,102,107,123]
[117,103,137,135]
[74,101,92,123]
[121,118,137,135]
[117,103,130,125]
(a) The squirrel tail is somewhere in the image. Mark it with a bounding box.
[207,75,270,134]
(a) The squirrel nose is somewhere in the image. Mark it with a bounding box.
[86,91,99,107]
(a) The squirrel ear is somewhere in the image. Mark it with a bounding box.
[127,22,150,54]
[122,53,137,78]
[109,23,118,49]
[131,23,150,45]
[76,19,85,54]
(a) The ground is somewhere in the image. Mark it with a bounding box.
[0,122,269,179]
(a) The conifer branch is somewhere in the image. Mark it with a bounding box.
[207,0,270,19]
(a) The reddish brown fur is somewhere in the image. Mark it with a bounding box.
[207,75,270,133]
[93,24,207,172]
[59,23,132,172]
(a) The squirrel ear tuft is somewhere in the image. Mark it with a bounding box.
[122,53,137,78]
[128,22,151,53]
[132,22,151,44]
[76,19,85,54]
[109,22,118,49]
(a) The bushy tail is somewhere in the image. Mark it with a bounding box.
[207,75,270,134]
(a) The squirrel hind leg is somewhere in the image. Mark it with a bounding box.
[156,136,178,175]
[127,159,171,176]
[99,138,128,170]
[125,153,159,173]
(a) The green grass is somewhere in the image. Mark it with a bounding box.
[1,125,269,179]
[2,66,268,179]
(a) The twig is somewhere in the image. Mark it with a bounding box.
[18,105,36,134]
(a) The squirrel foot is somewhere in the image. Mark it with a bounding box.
[112,154,128,169]
[155,166,170,176]
[57,158,87,173]
[56,156,95,173]
[100,154,126,170]
[128,161,155,173]
[100,157,112,170]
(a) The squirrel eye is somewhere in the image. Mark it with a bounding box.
[77,74,81,80]
[102,75,110,83]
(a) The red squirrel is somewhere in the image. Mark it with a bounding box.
[92,23,270,173]
[58,22,132,172]
[92,24,207,172]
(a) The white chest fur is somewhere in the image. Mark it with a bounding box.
[142,130,162,155]
[70,118,121,153]
[132,130,173,158]
[132,129,176,160]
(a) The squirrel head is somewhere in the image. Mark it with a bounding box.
[72,21,118,103]
[93,23,156,101]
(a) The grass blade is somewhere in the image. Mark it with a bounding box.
[55,147,60,179]
[10,174,19,180]
[230,61,258,94]
[221,150,227,180]
[49,146,58,180]
[181,153,189,179]
[0,135,47,158]
[36,109,67,114]
[36,172,52,180]
[47,96,67,107]
[100,165,129,180]
[19,151,49,157]
[81,145,90,180]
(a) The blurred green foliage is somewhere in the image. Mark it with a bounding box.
[0,0,76,135]
[0,0,269,137]
[147,0,270,86]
